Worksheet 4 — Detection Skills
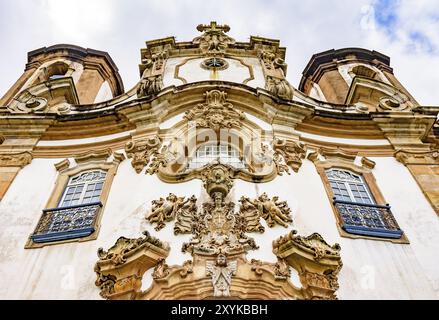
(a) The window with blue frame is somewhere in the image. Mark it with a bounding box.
[326,168,403,239]
[30,170,106,244]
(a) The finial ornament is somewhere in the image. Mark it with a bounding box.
[193,21,235,55]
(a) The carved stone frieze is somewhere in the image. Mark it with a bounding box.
[0,151,33,168]
[193,21,235,55]
[273,138,306,173]
[125,135,161,173]
[184,90,245,131]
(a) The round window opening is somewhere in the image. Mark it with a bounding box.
[201,57,228,71]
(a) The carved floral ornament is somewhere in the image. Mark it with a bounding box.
[94,163,343,300]
[184,90,245,131]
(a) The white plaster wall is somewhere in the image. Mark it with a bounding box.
[162,57,265,89]
[0,154,438,299]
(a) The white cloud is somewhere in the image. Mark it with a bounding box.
[44,0,115,43]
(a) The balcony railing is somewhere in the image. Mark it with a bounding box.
[333,199,403,239]
[31,202,102,243]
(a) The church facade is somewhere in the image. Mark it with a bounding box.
[0,22,438,299]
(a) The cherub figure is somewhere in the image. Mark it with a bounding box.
[242,193,293,228]
[206,253,237,297]
[257,193,292,228]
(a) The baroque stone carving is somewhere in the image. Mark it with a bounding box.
[95,163,343,300]
[137,74,163,98]
[146,193,197,232]
[266,76,294,100]
[259,50,287,74]
[193,21,236,55]
[273,138,306,173]
[94,272,116,299]
[206,254,237,297]
[174,195,198,235]
[7,93,48,113]
[238,196,265,233]
[201,164,234,198]
[152,258,170,280]
[97,231,166,265]
[395,149,439,165]
[239,193,293,228]
[184,90,245,131]
[273,230,341,261]
[0,151,33,168]
[125,135,161,173]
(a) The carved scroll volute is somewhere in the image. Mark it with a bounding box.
[273,138,307,173]
[94,231,170,299]
[137,44,169,98]
[258,48,294,101]
[273,230,343,300]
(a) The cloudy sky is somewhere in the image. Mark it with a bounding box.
[0,0,438,105]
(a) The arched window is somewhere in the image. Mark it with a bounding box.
[188,144,245,169]
[326,168,403,239]
[29,170,107,244]
[58,170,106,207]
[326,169,374,204]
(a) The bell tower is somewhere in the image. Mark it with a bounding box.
[0,44,124,109]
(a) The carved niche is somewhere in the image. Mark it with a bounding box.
[94,163,343,300]
[184,90,245,131]
[193,21,236,55]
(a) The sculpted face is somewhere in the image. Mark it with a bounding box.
[216,254,227,266]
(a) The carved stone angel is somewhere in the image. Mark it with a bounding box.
[241,193,293,228]
[147,193,190,231]
[206,254,237,297]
